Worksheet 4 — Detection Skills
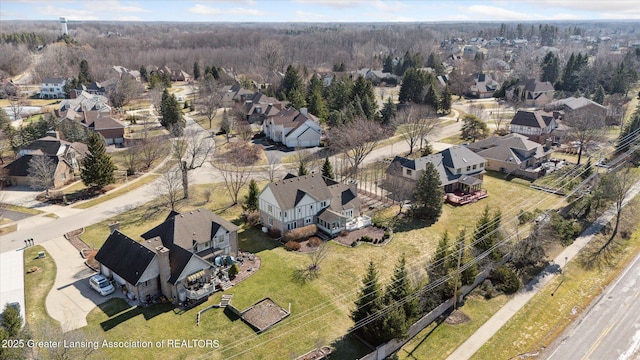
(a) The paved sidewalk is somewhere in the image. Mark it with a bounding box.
[447,179,640,360]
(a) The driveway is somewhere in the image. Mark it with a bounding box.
[42,236,123,331]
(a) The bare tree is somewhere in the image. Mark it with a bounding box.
[327,117,385,180]
[197,75,224,129]
[564,111,607,165]
[397,104,439,155]
[263,151,281,182]
[158,168,183,211]
[139,118,166,170]
[171,128,215,199]
[259,40,285,82]
[27,156,56,197]
[122,146,139,175]
[214,160,252,205]
[382,161,415,215]
[307,241,331,274]
[108,76,143,109]
[220,108,234,143]
[594,168,637,252]
[235,120,254,142]
[7,88,26,121]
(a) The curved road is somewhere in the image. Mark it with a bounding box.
[545,251,640,360]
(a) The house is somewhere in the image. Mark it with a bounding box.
[220,83,253,107]
[262,107,321,148]
[56,91,124,145]
[155,66,191,82]
[110,66,141,82]
[388,145,488,205]
[506,78,555,107]
[545,96,607,120]
[3,134,87,188]
[468,73,499,99]
[509,110,556,142]
[0,79,20,99]
[39,77,67,99]
[258,174,362,236]
[466,133,552,179]
[70,81,107,98]
[242,92,282,124]
[95,208,240,305]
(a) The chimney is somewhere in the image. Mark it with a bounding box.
[156,246,174,303]
[300,107,308,116]
[348,180,357,196]
[108,221,120,234]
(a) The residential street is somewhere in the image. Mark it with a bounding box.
[544,251,640,360]
[446,178,640,360]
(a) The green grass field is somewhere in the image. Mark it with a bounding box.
[69,170,567,359]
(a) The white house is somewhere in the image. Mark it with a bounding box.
[262,107,321,148]
[40,78,67,99]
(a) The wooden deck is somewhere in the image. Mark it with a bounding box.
[445,190,488,205]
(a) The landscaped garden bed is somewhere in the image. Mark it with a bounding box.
[333,226,390,247]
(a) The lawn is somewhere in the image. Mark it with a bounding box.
[472,197,640,360]
[398,294,510,360]
[72,174,160,210]
[440,133,467,145]
[75,171,565,359]
[23,246,59,327]
[0,204,43,215]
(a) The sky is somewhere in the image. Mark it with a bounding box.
[1,0,640,22]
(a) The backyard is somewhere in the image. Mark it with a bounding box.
[59,173,565,359]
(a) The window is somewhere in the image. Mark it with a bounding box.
[406,169,412,176]
[268,217,273,225]
[472,164,477,170]
[480,163,484,168]
[305,217,312,224]
[457,168,461,174]
[287,222,297,230]
[267,205,272,213]
[466,166,471,171]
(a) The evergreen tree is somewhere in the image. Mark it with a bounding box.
[279,65,305,107]
[297,160,308,176]
[426,231,454,303]
[242,179,259,213]
[139,65,148,82]
[351,75,379,120]
[398,68,430,104]
[383,54,394,73]
[412,162,444,222]
[307,89,329,121]
[423,86,439,111]
[321,157,334,179]
[457,229,478,285]
[1,303,22,338]
[593,85,605,105]
[581,158,593,180]
[540,51,559,83]
[160,89,184,136]
[616,107,640,153]
[380,97,397,128]
[439,86,452,114]
[473,206,494,252]
[461,114,489,142]
[80,132,115,190]
[220,108,232,143]
[386,255,419,320]
[193,61,201,80]
[78,59,94,85]
[426,52,445,75]
[351,261,384,341]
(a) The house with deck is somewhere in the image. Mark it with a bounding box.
[94,208,239,306]
[466,133,552,179]
[258,174,364,236]
[39,77,67,99]
[389,145,488,205]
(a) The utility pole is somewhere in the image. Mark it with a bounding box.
[453,240,464,311]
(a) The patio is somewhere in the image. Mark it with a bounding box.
[445,189,488,205]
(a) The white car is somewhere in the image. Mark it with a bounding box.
[89,274,115,296]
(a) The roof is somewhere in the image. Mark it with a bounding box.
[4,155,59,177]
[548,96,606,112]
[166,245,195,284]
[21,136,70,156]
[467,134,549,165]
[95,230,157,285]
[263,174,335,210]
[514,78,554,93]
[328,182,360,212]
[141,208,239,251]
[510,110,554,129]
[42,78,66,85]
[391,146,485,186]
[84,112,125,130]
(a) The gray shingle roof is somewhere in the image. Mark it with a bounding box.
[510,110,554,129]
[265,174,334,210]
[95,230,156,286]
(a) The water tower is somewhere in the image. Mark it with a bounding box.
[60,17,68,35]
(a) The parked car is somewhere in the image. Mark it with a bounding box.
[89,274,115,296]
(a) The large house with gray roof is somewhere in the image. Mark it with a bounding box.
[262,107,321,148]
[388,145,488,205]
[258,174,361,236]
[466,133,551,179]
[509,110,556,143]
[39,77,67,99]
[506,78,555,107]
[95,208,239,305]
[56,91,125,145]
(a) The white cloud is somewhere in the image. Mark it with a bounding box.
[373,0,409,13]
[466,5,531,20]
[188,4,222,15]
[36,5,100,20]
[291,0,363,9]
[88,0,150,13]
[295,10,331,21]
[363,11,416,22]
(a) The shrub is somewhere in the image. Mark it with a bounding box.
[268,228,281,239]
[490,266,521,294]
[244,211,260,226]
[285,241,301,251]
[361,235,372,242]
[340,230,349,237]
[228,263,240,278]
[283,224,318,242]
[383,231,390,240]
[351,240,358,247]
[308,237,322,247]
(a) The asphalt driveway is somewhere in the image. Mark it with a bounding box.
[42,236,123,331]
